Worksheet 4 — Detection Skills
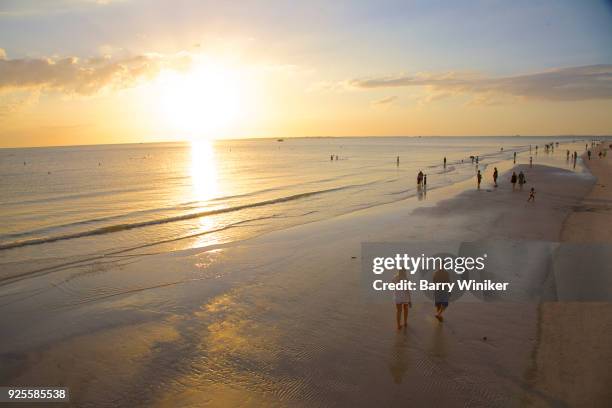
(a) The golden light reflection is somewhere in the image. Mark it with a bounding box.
[189,139,223,248]
[190,138,219,202]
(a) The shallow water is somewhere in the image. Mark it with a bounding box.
[0,136,588,274]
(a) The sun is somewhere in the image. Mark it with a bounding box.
[155,58,248,140]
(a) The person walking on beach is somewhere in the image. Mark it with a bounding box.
[518,171,526,190]
[513,151,517,164]
[417,170,423,186]
[529,156,533,167]
[527,187,536,202]
[566,150,570,160]
[477,170,482,189]
[394,269,412,330]
[493,167,498,187]
[433,268,450,322]
[588,150,592,160]
[573,151,578,168]
[423,174,427,187]
[510,171,517,191]
[443,157,447,168]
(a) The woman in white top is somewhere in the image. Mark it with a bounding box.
[394,268,412,330]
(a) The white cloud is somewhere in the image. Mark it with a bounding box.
[348,65,612,104]
[0,52,192,95]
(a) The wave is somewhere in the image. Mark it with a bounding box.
[0,181,378,251]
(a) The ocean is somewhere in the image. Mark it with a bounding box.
[0,136,588,280]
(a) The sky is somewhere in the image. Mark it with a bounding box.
[1,0,612,147]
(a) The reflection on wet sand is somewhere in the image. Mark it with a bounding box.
[429,323,448,360]
[388,331,412,384]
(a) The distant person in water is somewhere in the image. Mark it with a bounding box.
[423,174,427,186]
[588,150,591,160]
[513,152,517,164]
[493,167,498,187]
[518,171,526,190]
[433,268,450,322]
[330,154,334,161]
[396,156,400,166]
[477,170,482,189]
[393,268,412,329]
[443,157,447,168]
[566,150,570,160]
[417,170,423,186]
[529,156,533,167]
[510,172,517,191]
[527,187,536,202]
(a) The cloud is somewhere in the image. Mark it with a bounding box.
[348,65,612,103]
[0,0,124,16]
[371,95,398,106]
[0,52,193,95]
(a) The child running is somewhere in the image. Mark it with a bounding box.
[527,187,536,202]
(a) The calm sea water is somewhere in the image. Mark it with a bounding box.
[0,136,589,278]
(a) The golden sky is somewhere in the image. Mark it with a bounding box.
[1,0,612,147]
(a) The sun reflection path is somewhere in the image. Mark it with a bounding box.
[190,139,219,203]
[189,139,224,248]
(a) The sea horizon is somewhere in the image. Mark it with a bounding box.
[3,134,611,150]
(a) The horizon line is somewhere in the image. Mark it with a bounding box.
[1,134,610,150]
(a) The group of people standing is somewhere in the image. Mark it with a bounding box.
[417,170,427,187]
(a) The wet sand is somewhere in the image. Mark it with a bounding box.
[1,154,611,407]
[526,145,612,407]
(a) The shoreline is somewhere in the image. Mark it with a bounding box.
[527,144,612,406]
[1,150,609,406]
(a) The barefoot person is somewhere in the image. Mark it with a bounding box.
[518,171,526,190]
[433,268,450,322]
[393,269,412,329]
[527,187,536,202]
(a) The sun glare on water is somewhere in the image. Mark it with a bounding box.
[155,58,249,140]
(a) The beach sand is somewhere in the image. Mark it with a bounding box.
[525,146,612,407]
[1,153,611,407]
